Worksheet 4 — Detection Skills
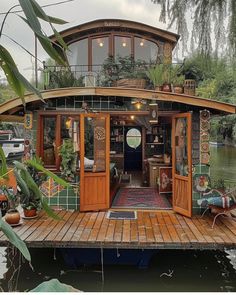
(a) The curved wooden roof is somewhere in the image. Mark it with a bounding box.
[51,19,180,46]
[0,87,235,115]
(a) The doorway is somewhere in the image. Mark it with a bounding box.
[124,126,142,172]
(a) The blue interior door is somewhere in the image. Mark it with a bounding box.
[124,126,142,171]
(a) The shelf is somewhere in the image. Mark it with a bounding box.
[146,143,164,145]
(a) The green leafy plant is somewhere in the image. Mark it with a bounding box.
[48,69,84,89]
[146,64,164,87]
[58,139,77,181]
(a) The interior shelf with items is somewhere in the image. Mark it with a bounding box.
[145,123,171,159]
[110,125,124,170]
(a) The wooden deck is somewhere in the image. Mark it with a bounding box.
[1,210,236,250]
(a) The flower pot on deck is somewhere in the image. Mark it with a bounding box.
[162,83,172,92]
[23,208,37,218]
[5,209,20,225]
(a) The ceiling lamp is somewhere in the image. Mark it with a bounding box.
[140,41,144,47]
[131,98,147,109]
[99,42,104,47]
[122,42,127,47]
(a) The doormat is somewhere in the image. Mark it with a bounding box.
[111,188,172,210]
[107,211,137,220]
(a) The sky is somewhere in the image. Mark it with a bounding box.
[0,0,174,81]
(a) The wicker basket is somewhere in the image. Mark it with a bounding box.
[116,78,146,89]
[184,79,196,96]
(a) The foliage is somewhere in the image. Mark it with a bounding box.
[0,0,68,105]
[0,218,31,262]
[58,139,77,181]
[30,279,80,292]
[47,69,84,89]
[100,56,148,86]
[146,64,164,87]
[151,0,236,57]
[1,186,19,209]
[13,158,69,217]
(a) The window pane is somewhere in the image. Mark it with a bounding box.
[84,117,106,172]
[175,118,188,176]
[43,117,56,165]
[114,36,131,58]
[126,128,141,149]
[134,37,158,63]
[67,39,88,73]
[92,37,109,70]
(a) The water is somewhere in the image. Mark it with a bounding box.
[210,145,236,187]
[0,146,236,292]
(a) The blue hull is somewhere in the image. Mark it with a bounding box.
[60,248,156,269]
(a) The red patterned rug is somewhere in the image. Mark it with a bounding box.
[111,188,172,210]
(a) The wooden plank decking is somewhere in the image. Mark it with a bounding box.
[1,210,236,250]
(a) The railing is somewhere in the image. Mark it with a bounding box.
[42,61,184,90]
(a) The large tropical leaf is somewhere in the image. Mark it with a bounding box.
[0,218,31,262]
[31,279,79,292]
[0,45,25,104]
[0,146,8,179]
[14,161,63,220]
[30,0,68,25]
[26,159,70,187]
[14,169,31,198]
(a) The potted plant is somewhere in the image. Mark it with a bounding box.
[58,139,77,182]
[2,186,20,225]
[116,56,147,88]
[162,64,173,92]
[100,56,119,86]
[146,64,164,91]
[12,158,69,220]
[172,74,185,94]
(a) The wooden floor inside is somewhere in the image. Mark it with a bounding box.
[1,210,236,250]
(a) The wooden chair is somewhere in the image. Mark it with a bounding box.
[201,188,236,228]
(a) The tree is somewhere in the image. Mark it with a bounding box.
[0,0,68,106]
[151,0,236,57]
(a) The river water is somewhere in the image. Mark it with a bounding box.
[0,146,236,292]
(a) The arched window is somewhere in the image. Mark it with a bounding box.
[92,37,109,70]
[134,37,159,63]
[67,38,88,73]
[114,36,131,58]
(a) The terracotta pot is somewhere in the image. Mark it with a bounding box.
[155,86,162,91]
[173,85,184,94]
[5,209,20,225]
[23,208,37,218]
[162,83,172,92]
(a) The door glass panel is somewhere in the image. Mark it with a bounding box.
[175,118,188,176]
[84,117,106,172]
[126,128,141,149]
[43,117,56,165]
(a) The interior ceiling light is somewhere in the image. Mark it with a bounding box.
[122,42,127,47]
[140,41,144,46]
[99,42,104,47]
[131,98,147,109]
[130,115,135,120]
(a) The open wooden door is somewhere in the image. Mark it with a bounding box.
[172,113,192,217]
[80,113,110,212]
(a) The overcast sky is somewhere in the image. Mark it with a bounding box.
[0,0,174,81]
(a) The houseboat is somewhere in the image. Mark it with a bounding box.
[0,130,24,159]
[0,19,235,220]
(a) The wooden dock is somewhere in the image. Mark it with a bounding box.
[1,210,236,250]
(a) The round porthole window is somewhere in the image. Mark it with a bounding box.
[126,128,141,149]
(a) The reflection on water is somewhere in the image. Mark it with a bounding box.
[0,248,7,279]
[0,249,234,292]
[210,146,236,187]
